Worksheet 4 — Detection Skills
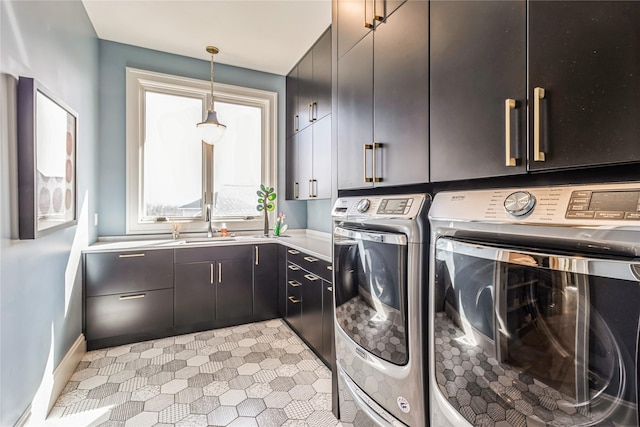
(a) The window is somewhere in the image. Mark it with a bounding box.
[126,68,277,234]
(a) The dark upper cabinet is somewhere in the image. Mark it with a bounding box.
[337,0,406,59]
[430,1,527,182]
[528,1,640,171]
[286,27,332,138]
[286,27,332,200]
[286,66,299,138]
[253,244,279,321]
[430,0,640,181]
[337,0,429,190]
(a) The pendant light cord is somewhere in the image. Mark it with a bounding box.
[209,50,214,112]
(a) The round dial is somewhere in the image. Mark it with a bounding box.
[356,198,371,213]
[504,191,536,216]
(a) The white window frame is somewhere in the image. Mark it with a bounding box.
[125,67,277,235]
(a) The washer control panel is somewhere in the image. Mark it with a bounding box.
[332,194,426,219]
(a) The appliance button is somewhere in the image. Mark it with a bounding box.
[594,211,624,220]
[356,198,371,213]
[504,191,536,216]
[625,212,640,220]
[572,190,592,198]
[569,204,588,211]
[566,211,595,219]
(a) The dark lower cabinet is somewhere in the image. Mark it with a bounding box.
[174,262,216,328]
[321,280,334,364]
[85,289,173,348]
[284,248,334,368]
[215,257,253,324]
[254,244,279,321]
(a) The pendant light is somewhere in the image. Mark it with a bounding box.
[197,46,226,144]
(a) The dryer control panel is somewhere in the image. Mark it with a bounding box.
[566,189,640,220]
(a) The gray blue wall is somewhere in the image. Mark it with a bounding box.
[0,0,99,425]
[97,40,309,236]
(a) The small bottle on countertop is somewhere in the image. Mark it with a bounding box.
[220,223,229,237]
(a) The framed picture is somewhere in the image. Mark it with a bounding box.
[17,77,77,239]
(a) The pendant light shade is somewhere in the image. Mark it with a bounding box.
[197,45,226,144]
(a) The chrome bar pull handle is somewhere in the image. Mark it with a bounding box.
[373,0,383,21]
[255,246,259,266]
[309,179,313,198]
[534,87,546,162]
[294,114,299,132]
[308,103,314,122]
[119,253,145,258]
[210,263,214,284]
[294,182,299,199]
[505,99,517,167]
[364,144,373,183]
[218,262,222,283]
[119,294,145,301]
[373,142,382,182]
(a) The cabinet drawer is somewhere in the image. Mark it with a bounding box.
[175,245,252,264]
[85,288,174,340]
[286,248,332,282]
[85,249,173,297]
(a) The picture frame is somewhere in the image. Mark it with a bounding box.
[17,77,78,239]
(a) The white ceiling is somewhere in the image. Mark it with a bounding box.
[82,0,332,76]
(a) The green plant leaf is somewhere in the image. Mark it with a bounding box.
[258,198,264,204]
[267,193,277,201]
[260,184,266,192]
[256,190,264,197]
[257,205,264,211]
[269,187,274,193]
[266,202,275,211]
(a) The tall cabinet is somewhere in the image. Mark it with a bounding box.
[336,0,429,190]
[286,27,332,200]
[430,0,640,181]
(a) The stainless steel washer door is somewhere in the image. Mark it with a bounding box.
[333,226,408,365]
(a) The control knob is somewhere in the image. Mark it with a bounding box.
[504,191,536,216]
[356,198,371,213]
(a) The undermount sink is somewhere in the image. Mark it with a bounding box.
[150,234,281,247]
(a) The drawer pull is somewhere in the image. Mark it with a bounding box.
[118,253,145,258]
[119,294,145,300]
[287,265,300,271]
[218,262,222,283]
[288,249,300,255]
[288,296,301,304]
[533,87,546,162]
[304,274,319,281]
[210,263,214,285]
[327,286,333,292]
[303,256,318,263]
[327,265,333,271]
[288,280,301,287]
[255,246,259,265]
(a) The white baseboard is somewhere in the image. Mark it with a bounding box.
[18,334,86,426]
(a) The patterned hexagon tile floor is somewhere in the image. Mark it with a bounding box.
[47,319,342,427]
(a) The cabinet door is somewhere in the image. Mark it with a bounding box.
[321,280,335,364]
[285,135,299,200]
[298,52,314,129]
[312,115,332,199]
[298,126,314,200]
[313,28,332,121]
[337,33,374,190]
[373,0,430,187]
[336,0,372,59]
[254,244,279,321]
[215,257,253,323]
[301,272,323,354]
[174,262,215,328]
[430,0,526,181]
[278,245,287,317]
[286,66,299,138]
[528,1,640,171]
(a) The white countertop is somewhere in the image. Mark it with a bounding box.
[85,229,332,262]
